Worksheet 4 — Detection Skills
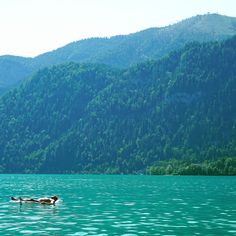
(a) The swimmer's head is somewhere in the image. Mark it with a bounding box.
[51,196,58,201]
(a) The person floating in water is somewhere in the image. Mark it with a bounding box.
[11,196,58,205]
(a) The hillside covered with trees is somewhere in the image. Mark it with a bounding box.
[0,35,235,174]
[148,157,236,175]
[0,13,236,93]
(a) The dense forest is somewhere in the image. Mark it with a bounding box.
[1,13,236,93]
[148,157,236,175]
[0,35,235,174]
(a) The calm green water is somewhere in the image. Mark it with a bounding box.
[0,175,236,235]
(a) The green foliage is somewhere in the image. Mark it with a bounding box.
[0,63,118,173]
[147,157,236,176]
[0,35,236,174]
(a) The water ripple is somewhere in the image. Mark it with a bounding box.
[0,175,235,235]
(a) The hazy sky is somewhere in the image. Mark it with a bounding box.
[0,0,236,57]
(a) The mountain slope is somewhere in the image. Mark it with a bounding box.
[0,13,236,92]
[38,36,236,174]
[0,56,32,93]
[0,63,118,172]
[0,35,236,173]
[34,13,236,68]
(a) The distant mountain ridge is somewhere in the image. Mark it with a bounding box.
[0,13,236,92]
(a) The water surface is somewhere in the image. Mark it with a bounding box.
[0,175,236,235]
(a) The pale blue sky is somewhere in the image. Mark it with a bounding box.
[0,0,235,57]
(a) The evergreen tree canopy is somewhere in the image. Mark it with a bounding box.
[0,36,236,174]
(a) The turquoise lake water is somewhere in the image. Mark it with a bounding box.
[0,175,236,235]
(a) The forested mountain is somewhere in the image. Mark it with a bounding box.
[0,56,31,94]
[0,35,235,173]
[0,63,117,173]
[0,13,236,93]
[33,13,236,68]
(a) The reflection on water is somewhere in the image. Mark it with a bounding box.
[0,175,236,235]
